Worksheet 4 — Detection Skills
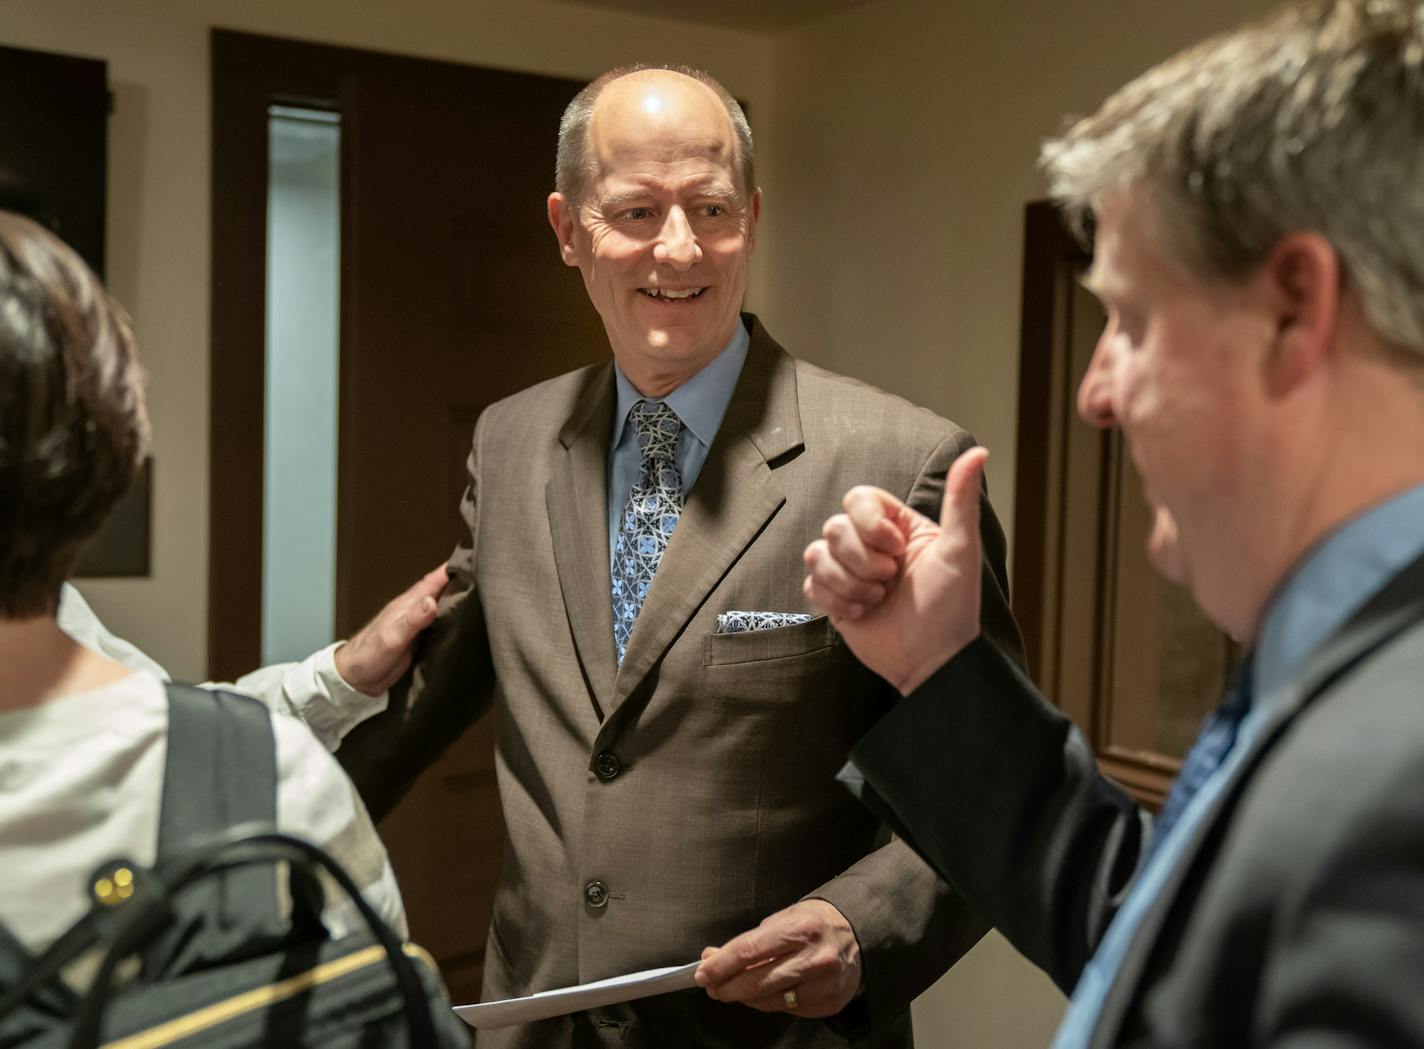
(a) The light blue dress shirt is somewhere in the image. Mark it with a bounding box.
[606,320,750,567]
[1052,482,1424,1048]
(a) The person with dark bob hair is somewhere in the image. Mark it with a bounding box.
[0,211,148,617]
[0,211,408,970]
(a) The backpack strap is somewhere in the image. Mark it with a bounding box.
[0,914,36,990]
[0,908,78,1039]
[142,683,287,977]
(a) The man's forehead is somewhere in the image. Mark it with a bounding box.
[596,69,723,116]
[1081,256,1119,300]
[588,72,733,151]
[1081,243,1119,301]
[1081,194,1143,298]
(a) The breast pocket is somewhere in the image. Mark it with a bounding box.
[702,614,841,667]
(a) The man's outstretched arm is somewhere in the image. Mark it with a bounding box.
[59,564,447,752]
[802,447,1149,992]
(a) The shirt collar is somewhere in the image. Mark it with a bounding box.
[611,319,750,451]
[1254,482,1424,710]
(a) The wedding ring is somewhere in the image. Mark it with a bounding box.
[783,988,799,1010]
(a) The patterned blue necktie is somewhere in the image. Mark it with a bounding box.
[611,400,684,665]
[1145,658,1255,861]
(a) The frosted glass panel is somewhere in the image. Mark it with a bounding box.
[263,107,340,665]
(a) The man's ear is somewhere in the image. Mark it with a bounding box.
[746,188,762,254]
[548,192,580,267]
[1262,232,1340,396]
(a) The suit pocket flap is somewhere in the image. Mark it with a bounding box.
[703,615,839,666]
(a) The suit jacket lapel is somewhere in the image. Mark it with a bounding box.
[606,318,804,719]
[546,365,618,716]
[1094,549,1424,1045]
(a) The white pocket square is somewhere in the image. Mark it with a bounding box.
[715,611,813,634]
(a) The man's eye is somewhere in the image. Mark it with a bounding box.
[703,204,725,218]
[622,207,653,221]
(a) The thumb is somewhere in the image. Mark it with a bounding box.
[939,446,988,535]
[398,563,448,637]
[405,594,438,634]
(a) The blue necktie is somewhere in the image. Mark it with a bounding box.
[611,401,684,665]
[1145,658,1255,861]
[1049,657,1257,1049]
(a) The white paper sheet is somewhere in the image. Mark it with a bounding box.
[454,960,701,1029]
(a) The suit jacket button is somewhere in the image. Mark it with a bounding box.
[594,752,622,781]
[584,880,609,908]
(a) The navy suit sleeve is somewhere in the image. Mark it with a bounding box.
[846,637,1151,994]
[811,429,1026,1030]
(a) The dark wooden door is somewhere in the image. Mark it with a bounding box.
[336,53,609,1004]
[210,31,608,1003]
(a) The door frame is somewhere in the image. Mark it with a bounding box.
[210,29,354,679]
[209,29,596,677]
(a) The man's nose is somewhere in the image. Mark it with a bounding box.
[653,207,701,269]
[1076,319,1118,429]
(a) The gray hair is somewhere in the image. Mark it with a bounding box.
[1042,0,1424,359]
[555,63,756,206]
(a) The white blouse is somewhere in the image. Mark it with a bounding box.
[0,670,407,958]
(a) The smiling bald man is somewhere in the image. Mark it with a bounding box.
[335,65,1023,1049]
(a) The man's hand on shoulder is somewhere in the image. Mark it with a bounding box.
[694,899,862,1019]
[333,563,448,696]
[803,446,987,695]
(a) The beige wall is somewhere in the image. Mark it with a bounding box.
[3,0,1277,1042]
[0,0,773,679]
[750,0,1277,1040]
[755,0,1278,541]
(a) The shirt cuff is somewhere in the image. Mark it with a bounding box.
[283,643,389,752]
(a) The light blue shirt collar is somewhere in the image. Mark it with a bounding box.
[611,320,750,455]
[1254,482,1424,712]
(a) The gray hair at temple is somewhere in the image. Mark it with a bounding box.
[1042,0,1424,360]
[555,63,756,206]
[0,211,149,617]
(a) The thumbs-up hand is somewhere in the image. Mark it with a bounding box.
[803,446,988,695]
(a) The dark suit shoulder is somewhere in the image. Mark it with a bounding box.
[1255,615,1424,824]
[1147,616,1424,1045]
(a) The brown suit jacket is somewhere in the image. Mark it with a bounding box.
[340,316,1023,1048]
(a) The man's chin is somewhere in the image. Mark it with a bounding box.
[1146,507,1188,585]
[642,325,725,364]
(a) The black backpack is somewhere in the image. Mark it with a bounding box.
[0,684,470,1048]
